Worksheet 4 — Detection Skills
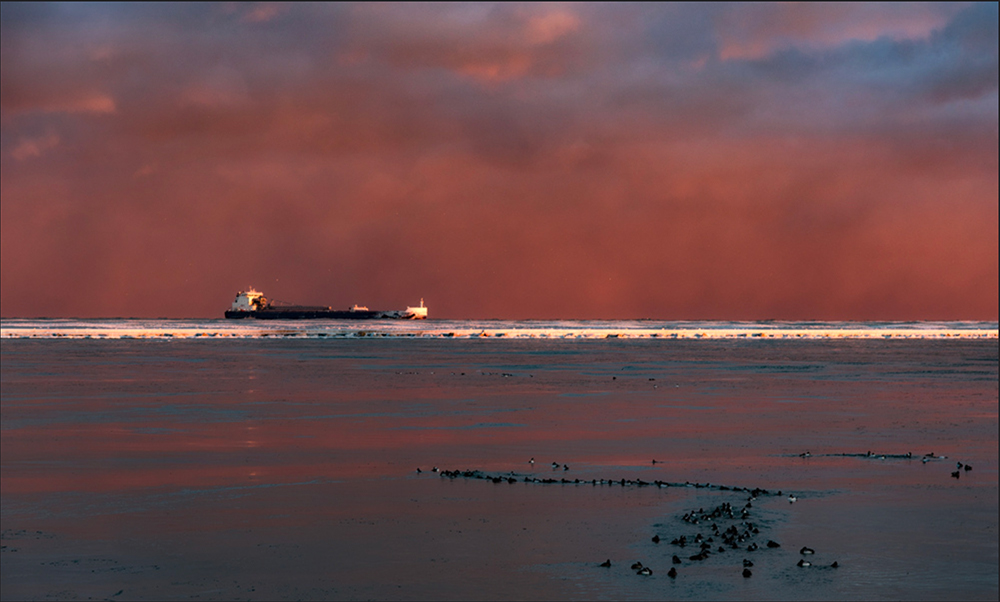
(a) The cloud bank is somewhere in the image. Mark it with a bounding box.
[2,2,996,319]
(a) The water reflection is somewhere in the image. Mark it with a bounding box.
[1,338,996,600]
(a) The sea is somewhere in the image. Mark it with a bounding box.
[1,319,997,601]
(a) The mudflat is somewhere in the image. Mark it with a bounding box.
[1,338,997,600]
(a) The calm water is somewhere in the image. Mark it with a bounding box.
[1,323,997,600]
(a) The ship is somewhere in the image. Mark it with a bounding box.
[224,288,427,320]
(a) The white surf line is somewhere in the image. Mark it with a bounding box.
[405,327,999,339]
[2,325,997,339]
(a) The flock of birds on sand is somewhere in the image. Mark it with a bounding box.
[599,497,842,579]
[418,449,973,580]
[794,450,973,479]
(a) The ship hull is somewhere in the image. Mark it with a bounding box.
[224,309,421,320]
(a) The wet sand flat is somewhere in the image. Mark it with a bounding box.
[1,338,997,600]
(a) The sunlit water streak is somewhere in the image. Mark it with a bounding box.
[2,318,996,339]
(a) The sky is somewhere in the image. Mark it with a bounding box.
[1,2,997,320]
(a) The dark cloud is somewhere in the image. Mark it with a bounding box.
[1,2,996,319]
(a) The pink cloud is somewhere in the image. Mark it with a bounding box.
[525,10,581,45]
[243,3,288,24]
[9,92,117,116]
[345,4,587,84]
[10,131,59,160]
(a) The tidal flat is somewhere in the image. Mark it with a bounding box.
[1,337,997,600]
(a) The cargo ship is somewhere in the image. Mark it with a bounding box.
[224,289,428,320]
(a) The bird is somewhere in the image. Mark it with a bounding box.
[551,462,560,469]
[922,457,930,464]
[788,495,797,503]
[599,559,611,568]
[652,535,660,543]
[797,559,811,567]
[431,466,439,472]
[951,471,961,478]
[638,567,653,576]
[667,567,677,578]
[528,457,535,465]
[742,568,752,578]
[564,464,570,471]
[800,546,815,555]
[630,561,643,570]
[743,559,753,567]
[415,468,422,473]
[766,540,781,548]
[831,561,839,568]
[957,462,964,469]
[964,463,973,471]
[672,555,682,564]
